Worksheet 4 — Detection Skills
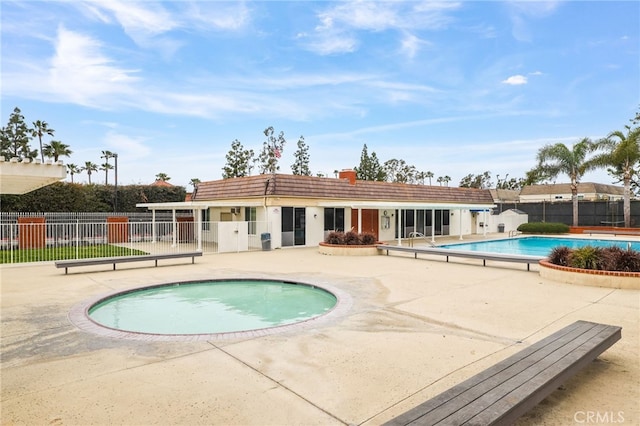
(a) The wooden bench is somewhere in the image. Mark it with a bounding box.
[377,245,544,271]
[55,252,203,274]
[582,229,640,237]
[384,320,622,426]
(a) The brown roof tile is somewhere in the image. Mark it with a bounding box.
[194,174,493,204]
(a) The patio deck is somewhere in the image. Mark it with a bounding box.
[1,245,638,425]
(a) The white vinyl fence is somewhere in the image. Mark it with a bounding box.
[0,220,271,264]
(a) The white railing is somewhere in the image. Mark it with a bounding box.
[0,220,270,264]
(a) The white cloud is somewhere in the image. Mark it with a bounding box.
[303,1,460,55]
[103,130,151,160]
[49,26,140,106]
[502,75,528,85]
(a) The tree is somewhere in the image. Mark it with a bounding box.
[425,171,434,185]
[495,173,525,190]
[531,138,600,226]
[83,161,98,184]
[101,150,114,185]
[383,158,417,183]
[67,164,80,183]
[100,162,114,184]
[591,126,640,227]
[437,176,451,186]
[155,172,170,182]
[32,119,55,162]
[256,126,286,174]
[291,135,311,176]
[459,171,492,189]
[222,139,254,178]
[1,107,36,161]
[189,178,201,189]
[354,144,386,181]
[42,140,72,162]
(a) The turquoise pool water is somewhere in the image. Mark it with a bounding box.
[88,279,337,335]
[441,236,640,257]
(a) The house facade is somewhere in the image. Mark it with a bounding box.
[138,170,500,251]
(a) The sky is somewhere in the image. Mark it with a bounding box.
[1,1,638,189]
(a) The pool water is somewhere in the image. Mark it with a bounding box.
[441,236,640,257]
[88,279,337,335]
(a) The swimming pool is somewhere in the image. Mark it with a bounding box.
[87,279,337,335]
[441,236,640,257]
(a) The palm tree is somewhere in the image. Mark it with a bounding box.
[155,172,170,182]
[42,140,72,162]
[425,171,434,185]
[534,138,600,226]
[100,162,114,184]
[83,161,98,184]
[437,176,443,186]
[591,126,640,228]
[443,175,451,187]
[189,178,201,189]
[101,150,114,184]
[67,164,80,183]
[32,120,55,162]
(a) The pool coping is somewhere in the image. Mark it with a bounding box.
[68,277,354,342]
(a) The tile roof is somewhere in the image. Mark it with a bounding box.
[193,174,494,204]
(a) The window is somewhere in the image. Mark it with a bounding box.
[324,208,345,232]
[201,209,210,230]
[245,207,257,235]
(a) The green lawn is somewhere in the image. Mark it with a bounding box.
[0,245,148,264]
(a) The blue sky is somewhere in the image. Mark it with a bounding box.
[1,1,638,189]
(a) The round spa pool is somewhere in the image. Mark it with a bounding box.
[85,279,338,336]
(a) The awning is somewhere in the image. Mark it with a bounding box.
[0,157,67,194]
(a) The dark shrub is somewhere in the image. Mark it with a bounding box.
[325,231,344,245]
[360,232,377,245]
[600,246,640,272]
[568,246,602,270]
[548,246,571,267]
[343,230,360,245]
[517,222,570,234]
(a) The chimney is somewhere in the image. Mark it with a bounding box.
[339,169,357,185]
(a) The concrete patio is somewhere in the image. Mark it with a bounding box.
[1,245,638,425]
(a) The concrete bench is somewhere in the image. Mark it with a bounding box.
[582,229,640,236]
[377,245,543,271]
[384,320,621,426]
[55,251,203,274]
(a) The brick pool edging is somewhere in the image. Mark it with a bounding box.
[538,260,640,290]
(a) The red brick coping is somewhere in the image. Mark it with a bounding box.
[539,260,640,290]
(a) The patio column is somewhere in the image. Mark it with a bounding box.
[459,209,463,240]
[152,210,157,243]
[357,208,362,233]
[196,208,203,252]
[431,208,435,243]
[483,210,488,237]
[172,209,177,248]
[397,209,402,246]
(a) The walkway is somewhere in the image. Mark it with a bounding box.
[1,246,638,425]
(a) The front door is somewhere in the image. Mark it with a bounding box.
[351,209,379,240]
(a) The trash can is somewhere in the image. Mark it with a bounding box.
[498,223,505,233]
[260,232,271,251]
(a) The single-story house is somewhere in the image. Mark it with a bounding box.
[519,183,626,203]
[137,170,499,251]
